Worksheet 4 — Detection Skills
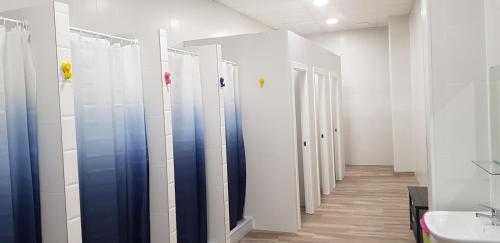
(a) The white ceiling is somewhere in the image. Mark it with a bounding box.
[215,0,416,34]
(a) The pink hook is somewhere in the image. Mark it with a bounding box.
[164,72,172,85]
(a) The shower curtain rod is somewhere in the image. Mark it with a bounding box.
[0,16,29,28]
[70,27,139,44]
[168,47,199,56]
[221,59,238,66]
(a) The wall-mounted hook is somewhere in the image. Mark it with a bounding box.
[220,77,225,88]
[61,61,72,80]
[259,78,265,88]
[164,71,172,85]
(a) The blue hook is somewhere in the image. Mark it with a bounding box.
[220,77,225,88]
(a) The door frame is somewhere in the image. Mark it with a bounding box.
[326,71,337,190]
[290,61,315,228]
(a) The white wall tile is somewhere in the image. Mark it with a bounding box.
[168,208,177,232]
[167,159,175,184]
[168,183,176,208]
[65,185,81,220]
[222,163,228,183]
[53,1,69,14]
[61,117,77,151]
[166,136,174,160]
[223,182,228,201]
[220,126,226,145]
[222,145,227,164]
[54,12,70,48]
[67,218,82,243]
[59,82,75,116]
[163,87,171,112]
[164,111,172,133]
[170,231,177,243]
[63,150,79,186]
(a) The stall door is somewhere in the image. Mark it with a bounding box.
[314,72,331,195]
[292,65,314,215]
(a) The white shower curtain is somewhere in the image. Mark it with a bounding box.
[169,51,207,243]
[0,25,40,243]
[219,61,246,230]
[71,34,149,243]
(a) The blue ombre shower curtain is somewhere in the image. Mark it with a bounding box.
[220,62,246,230]
[0,26,40,243]
[169,51,207,243]
[71,34,149,243]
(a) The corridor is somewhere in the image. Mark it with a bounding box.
[241,166,419,243]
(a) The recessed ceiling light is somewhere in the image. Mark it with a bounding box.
[313,0,328,7]
[326,18,339,25]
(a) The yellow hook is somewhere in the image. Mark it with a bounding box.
[259,78,265,88]
[61,61,72,80]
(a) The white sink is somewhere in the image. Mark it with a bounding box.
[424,211,500,243]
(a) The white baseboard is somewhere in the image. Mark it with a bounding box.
[230,217,254,243]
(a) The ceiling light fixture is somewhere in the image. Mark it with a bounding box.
[313,0,328,7]
[326,18,339,25]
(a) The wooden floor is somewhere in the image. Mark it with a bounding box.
[240,166,419,243]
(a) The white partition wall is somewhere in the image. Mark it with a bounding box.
[158,29,177,243]
[53,2,83,242]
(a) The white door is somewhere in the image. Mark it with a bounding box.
[331,73,344,180]
[292,65,315,215]
[326,73,336,190]
[314,72,331,195]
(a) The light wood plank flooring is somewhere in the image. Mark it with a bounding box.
[240,165,419,243]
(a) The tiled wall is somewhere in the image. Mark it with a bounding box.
[159,29,177,243]
[53,2,82,242]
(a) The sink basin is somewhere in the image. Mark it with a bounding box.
[424,211,500,243]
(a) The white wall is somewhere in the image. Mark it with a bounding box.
[306,28,393,166]
[388,15,414,173]
[427,0,491,210]
[1,0,270,46]
[409,0,430,186]
[485,0,500,209]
